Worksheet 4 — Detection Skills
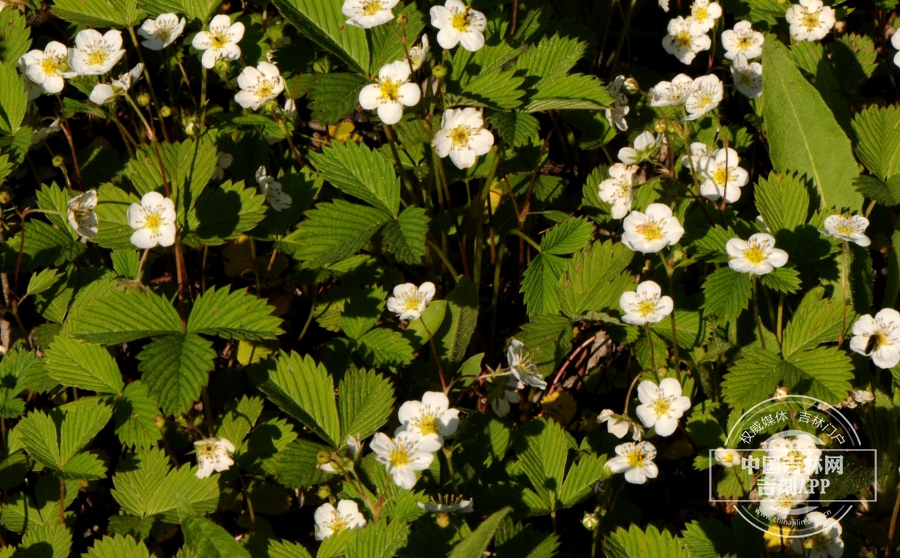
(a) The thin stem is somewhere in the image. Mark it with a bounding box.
[200,66,209,124]
[660,252,680,375]
[646,324,658,372]
[607,0,636,71]
[473,151,502,291]
[547,333,602,396]
[384,124,418,206]
[296,288,320,342]
[777,293,784,346]
[249,238,262,294]
[201,245,208,294]
[622,370,644,416]
[752,276,766,350]
[237,474,256,527]
[127,26,171,142]
[59,478,65,525]
[426,238,460,278]
[421,320,448,392]
[888,485,900,557]
[839,241,848,344]
[54,97,84,188]
[200,386,215,437]
[441,446,460,494]
[275,112,305,168]
[137,248,150,280]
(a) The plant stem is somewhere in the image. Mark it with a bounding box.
[59,478,65,525]
[623,371,643,416]
[752,276,766,350]
[384,124,418,206]
[887,484,900,557]
[660,252,681,375]
[421,319,448,392]
[839,241,848,344]
[54,97,84,188]
[249,238,262,294]
[473,151,502,291]
[127,26,171,142]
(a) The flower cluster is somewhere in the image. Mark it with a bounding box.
[649,73,725,121]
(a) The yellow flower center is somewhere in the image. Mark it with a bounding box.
[389,448,411,467]
[257,81,275,99]
[451,10,471,31]
[619,182,631,198]
[675,32,693,48]
[449,126,471,147]
[211,32,228,49]
[695,93,715,109]
[330,516,349,533]
[363,0,382,15]
[737,36,753,50]
[404,297,421,311]
[379,80,400,101]
[626,448,647,467]
[803,533,830,550]
[144,212,164,233]
[651,397,671,417]
[835,221,857,237]
[418,414,440,436]
[802,12,820,31]
[743,246,766,265]
[694,6,709,20]
[721,450,734,462]
[713,167,730,185]
[41,57,60,75]
[636,222,663,241]
[87,49,108,67]
[157,28,172,41]
[637,299,657,317]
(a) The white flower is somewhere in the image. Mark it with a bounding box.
[850,389,874,405]
[619,281,674,326]
[387,281,435,321]
[726,233,789,275]
[756,215,771,233]
[598,409,643,440]
[598,163,637,219]
[19,42,75,94]
[680,142,709,171]
[193,437,235,479]
[235,62,284,110]
[342,0,399,28]
[721,21,764,60]
[892,30,900,68]
[684,74,724,121]
[688,0,722,32]
[396,391,460,445]
[607,441,658,484]
[791,512,844,558]
[662,17,711,65]
[714,447,742,467]
[370,431,441,489]
[408,34,430,70]
[822,214,871,247]
[359,60,421,125]
[698,147,749,203]
[430,0,487,52]
[659,0,670,11]
[213,152,233,181]
[605,75,630,131]
[850,309,900,369]
[19,59,43,101]
[69,30,125,76]
[635,378,691,437]
[283,98,298,119]
[507,339,547,389]
[759,484,810,520]
[786,0,836,42]
[66,190,99,239]
[138,13,186,50]
[730,53,763,99]
[766,434,822,479]
[488,375,520,417]
[621,203,685,254]
[433,107,494,169]
[618,131,663,165]
[89,63,143,105]
[192,14,245,69]
[649,74,694,107]
[418,494,473,514]
[127,191,177,249]
[31,119,60,146]
[255,166,292,211]
[314,500,367,540]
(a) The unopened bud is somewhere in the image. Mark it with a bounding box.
[317,485,331,499]
[654,120,667,133]
[137,93,151,106]
[582,512,600,530]
[396,13,408,26]
[435,513,451,528]
[174,415,188,428]
[671,247,685,262]
[0,189,12,204]
[214,59,229,73]
[316,450,332,464]
[160,106,172,118]
[184,121,198,137]
[432,64,447,79]
[774,387,789,401]
[52,155,65,167]
[623,77,639,94]
[265,100,279,113]
[153,416,165,428]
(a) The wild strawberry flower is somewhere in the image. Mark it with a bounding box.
[649,74,694,107]
[681,142,709,171]
[387,281,435,321]
[822,214,871,247]
[19,42,75,94]
[212,152,233,181]
[850,308,900,369]
[619,280,674,326]
[730,53,763,99]
[659,0,670,11]
[192,14,245,69]
[635,378,691,437]
[605,75,630,131]
[430,0,487,52]
[714,447,742,467]
[791,512,844,558]
[433,107,494,170]
[892,30,900,68]
[759,484,810,520]
[371,431,441,489]
[698,147,749,203]
[255,166,292,211]
[359,60,421,125]
[396,391,460,445]
[67,190,99,239]
[235,62,285,110]
[314,500,367,540]
[127,191,177,249]
[598,409,643,440]
[193,437,235,479]
[765,434,822,479]
[89,63,143,105]
[688,0,722,32]
[418,494,474,514]
[621,203,685,254]
[507,339,547,389]
[662,17,711,65]
[849,389,875,406]
[408,34,430,70]
[726,233,789,275]
[488,374,520,417]
[318,435,363,473]
[342,0,400,29]
[684,74,724,121]
[69,30,126,75]
[618,131,663,165]
[598,162,637,219]
[785,0,836,42]
[607,441,658,484]
[138,13,186,50]
[721,21,764,60]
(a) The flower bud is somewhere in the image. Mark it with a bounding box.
[432,64,448,79]
[52,155,65,167]
[774,387,789,401]
[317,485,331,499]
[153,416,166,429]
[0,188,12,205]
[174,415,188,428]
[184,121,198,137]
[654,120,667,133]
[137,93,151,107]
[160,106,172,118]
[435,513,451,528]
[265,100,280,113]
[582,512,600,530]
[316,450,332,464]
[396,13,408,26]
[623,77,639,94]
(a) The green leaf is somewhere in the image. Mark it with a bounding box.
[111,250,141,279]
[19,522,72,558]
[277,200,391,268]
[557,240,634,318]
[270,0,369,73]
[0,64,27,134]
[51,0,140,26]
[681,518,740,558]
[522,254,564,316]
[781,287,847,358]
[356,328,415,368]
[557,453,609,508]
[26,269,64,299]
[782,346,854,405]
[368,1,425,71]
[114,381,162,450]
[340,286,386,341]
[307,73,367,125]
[754,172,809,233]
[16,403,111,478]
[0,349,45,418]
[381,206,429,265]
[65,285,183,344]
[759,267,801,293]
[490,112,541,148]
[603,524,689,558]
[85,534,152,558]
[44,335,124,395]
[524,75,613,112]
[436,278,479,370]
[851,105,900,180]
[268,437,330,489]
[853,174,900,206]
[514,419,567,506]
[702,268,751,321]
[516,315,573,379]
[451,69,527,110]
[138,0,220,21]
[338,368,394,442]
[3,220,85,273]
[404,300,447,351]
[310,140,400,214]
[833,34,877,92]
[448,508,512,558]
[92,184,143,251]
[762,40,861,211]
[216,396,263,455]
[252,352,341,447]
[187,286,282,340]
[541,217,594,255]
[185,180,268,245]
[138,334,216,417]
[182,515,252,558]
[721,348,784,412]
[0,10,32,69]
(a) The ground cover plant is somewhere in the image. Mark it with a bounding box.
[0,0,899,555]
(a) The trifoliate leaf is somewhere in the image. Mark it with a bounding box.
[356,327,415,368]
[702,267,751,321]
[603,524,689,558]
[307,73,367,125]
[44,335,124,395]
[16,403,111,479]
[270,0,369,74]
[84,534,152,558]
[781,345,854,405]
[114,380,162,450]
[381,206,429,265]
[340,286,386,341]
[490,112,541,148]
[557,240,635,319]
[65,283,183,344]
[184,180,267,246]
[338,368,395,442]
[782,287,849,358]
[187,286,282,341]
[310,140,400,214]
[754,172,810,234]
[138,334,216,417]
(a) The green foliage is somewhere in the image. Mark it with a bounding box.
[187,286,283,340]
[307,73,368,125]
[448,508,512,558]
[557,240,634,318]
[603,524,689,558]
[338,368,394,441]
[138,334,217,416]
[702,268,751,321]
[65,283,183,344]
[490,112,541,147]
[310,140,400,214]
[852,105,900,181]
[44,335,124,395]
[270,0,369,73]
[84,535,152,558]
[16,402,111,479]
